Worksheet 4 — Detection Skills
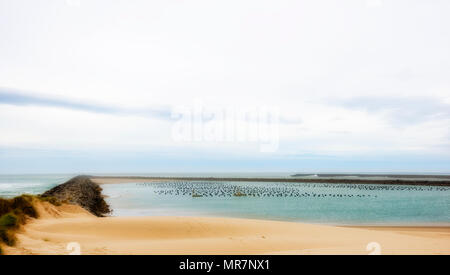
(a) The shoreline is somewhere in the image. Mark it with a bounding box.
[5,204,449,255]
[90,176,450,187]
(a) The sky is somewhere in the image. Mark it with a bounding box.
[0,0,449,173]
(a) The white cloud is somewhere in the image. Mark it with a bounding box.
[0,104,172,150]
[0,0,449,170]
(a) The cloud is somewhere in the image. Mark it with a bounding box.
[0,1,449,172]
[328,96,450,126]
[0,87,172,120]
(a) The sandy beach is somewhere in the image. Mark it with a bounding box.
[3,200,449,255]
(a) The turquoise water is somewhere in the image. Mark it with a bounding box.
[1,174,449,226]
[102,180,450,226]
[0,174,75,198]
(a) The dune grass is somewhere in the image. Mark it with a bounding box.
[37,195,62,206]
[0,194,61,253]
[0,195,37,248]
[0,212,18,246]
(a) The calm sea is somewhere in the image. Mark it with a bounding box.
[1,173,449,226]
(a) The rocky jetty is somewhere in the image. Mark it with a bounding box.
[41,176,111,217]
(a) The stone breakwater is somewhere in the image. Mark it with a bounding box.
[41,176,111,217]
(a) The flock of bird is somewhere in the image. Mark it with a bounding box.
[135,181,449,199]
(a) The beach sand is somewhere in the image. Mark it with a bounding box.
[3,201,449,255]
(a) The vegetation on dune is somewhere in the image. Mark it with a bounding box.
[0,194,61,251]
[37,195,62,206]
[0,176,112,254]
[0,195,37,248]
[0,213,18,246]
[0,213,18,228]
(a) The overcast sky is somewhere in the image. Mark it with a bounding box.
[0,0,449,173]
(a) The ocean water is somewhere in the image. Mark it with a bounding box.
[102,180,450,226]
[1,174,449,226]
[0,174,75,198]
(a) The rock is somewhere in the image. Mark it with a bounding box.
[41,176,111,217]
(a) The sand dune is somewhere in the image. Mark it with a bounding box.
[3,201,449,255]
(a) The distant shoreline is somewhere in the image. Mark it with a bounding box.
[291,173,450,179]
[90,176,450,187]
